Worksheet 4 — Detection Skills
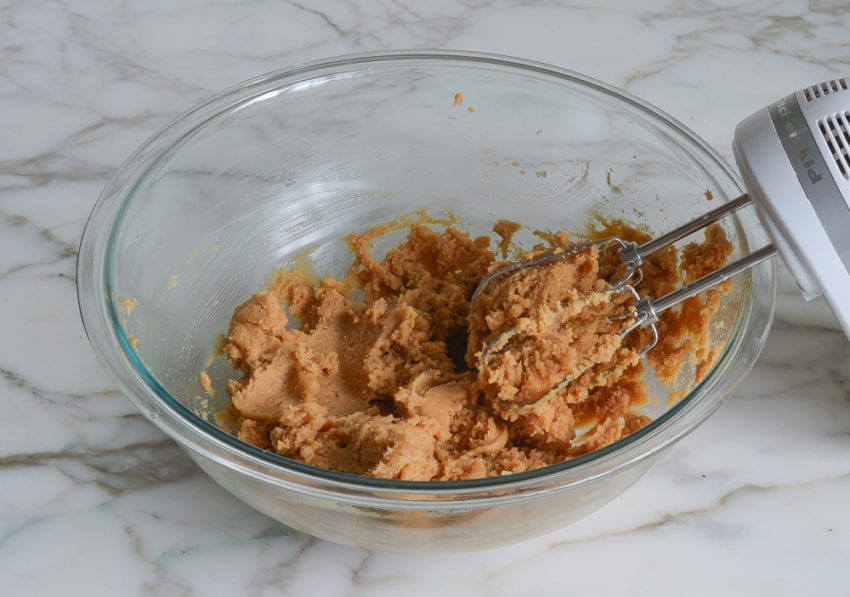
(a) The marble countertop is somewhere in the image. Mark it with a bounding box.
[3,0,850,594]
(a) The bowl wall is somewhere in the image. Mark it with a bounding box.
[190,448,663,551]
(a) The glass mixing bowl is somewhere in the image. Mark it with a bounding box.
[77,51,776,552]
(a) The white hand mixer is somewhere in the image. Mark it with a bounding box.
[734,77,850,338]
[472,77,850,395]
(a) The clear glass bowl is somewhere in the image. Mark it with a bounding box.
[77,51,776,552]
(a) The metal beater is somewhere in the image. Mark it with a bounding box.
[472,77,850,395]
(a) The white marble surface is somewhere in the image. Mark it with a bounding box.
[2,0,850,594]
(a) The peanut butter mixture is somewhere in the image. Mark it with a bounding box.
[220,217,732,481]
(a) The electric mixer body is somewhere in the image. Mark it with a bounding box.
[734,77,850,338]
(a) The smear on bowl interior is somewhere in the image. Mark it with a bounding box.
[207,212,731,481]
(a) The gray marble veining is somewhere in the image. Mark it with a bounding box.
[2,0,850,595]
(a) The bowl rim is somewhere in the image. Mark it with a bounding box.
[77,49,776,504]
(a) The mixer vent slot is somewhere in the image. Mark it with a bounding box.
[804,78,848,101]
[818,113,850,179]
